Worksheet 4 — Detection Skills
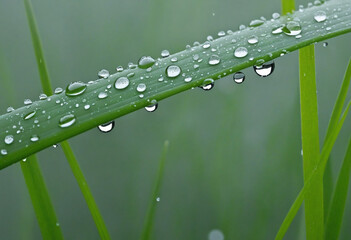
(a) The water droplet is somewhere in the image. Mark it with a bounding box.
[59,114,76,128]
[314,11,327,22]
[66,82,87,97]
[53,144,59,148]
[208,229,224,240]
[253,61,275,77]
[84,104,90,110]
[201,78,214,91]
[39,94,47,100]
[161,50,170,58]
[54,87,63,94]
[272,12,280,19]
[145,100,158,112]
[114,77,130,90]
[323,42,328,47]
[272,25,284,34]
[98,92,108,99]
[218,31,226,37]
[98,69,110,78]
[248,36,258,44]
[203,41,211,49]
[116,66,124,72]
[166,65,181,78]
[4,135,14,145]
[208,55,221,66]
[249,19,264,27]
[24,110,36,120]
[233,72,245,84]
[282,21,302,36]
[156,197,160,202]
[239,25,246,30]
[137,83,147,93]
[234,47,248,58]
[1,149,7,156]
[24,99,32,105]
[171,57,178,63]
[30,135,39,142]
[184,77,192,82]
[138,56,156,69]
[98,121,115,133]
[7,107,14,113]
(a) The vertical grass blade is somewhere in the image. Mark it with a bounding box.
[21,156,64,240]
[140,141,169,240]
[281,0,295,15]
[299,45,324,239]
[23,0,110,238]
[275,100,351,240]
[325,139,351,239]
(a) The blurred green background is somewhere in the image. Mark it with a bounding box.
[0,0,350,239]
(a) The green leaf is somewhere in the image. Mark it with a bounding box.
[140,140,169,240]
[1,0,351,169]
[23,0,110,238]
[21,155,64,240]
[299,44,323,239]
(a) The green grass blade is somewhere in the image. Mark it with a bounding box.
[275,100,351,240]
[281,0,294,15]
[325,138,351,239]
[23,1,110,238]
[140,141,169,240]
[1,0,351,169]
[21,155,64,240]
[299,44,323,239]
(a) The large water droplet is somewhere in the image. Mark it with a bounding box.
[282,21,302,36]
[98,121,115,133]
[66,82,87,97]
[249,19,264,27]
[98,69,110,78]
[234,47,248,58]
[208,55,221,65]
[137,83,147,93]
[115,77,130,90]
[314,11,327,22]
[201,78,214,91]
[233,72,245,84]
[4,135,14,145]
[24,110,36,120]
[145,100,158,112]
[59,114,76,128]
[253,61,275,77]
[138,56,156,69]
[166,65,181,78]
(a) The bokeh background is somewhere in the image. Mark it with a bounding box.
[0,0,350,239]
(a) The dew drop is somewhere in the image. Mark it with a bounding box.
[138,56,156,69]
[253,61,275,77]
[156,197,160,202]
[161,50,170,58]
[66,82,87,97]
[314,11,327,22]
[248,36,258,44]
[84,104,91,110]
[137,83,147,93]
[98,92,108,99]
[24,99,32,105]
[1,149,7,156]
[98,121,115,133]
[234,47,248,58]
[98,69,110,78]
[145,100,158,112]
[30,135,39,142]
[54,87,63,94]
[272,12,280,19]
[203,41,211,49]
[24,110,36,120]
[114,77,130,90]
[171,57,178,62]
[166,65,181,78]
[59,114,76,128]
[323,42,328,47]
[4,135,14,145]
[184,76,192,82]
[282,21,302,36]
[208,229,224,240]
[7,107,14,113]
[218,31,226,37]
[39,93,47,100]
[201,78,214,91]
[116,66,124,72]
[208,55,221,65]
[233,72,245,84]
[249,19,264,27]
[53,144,59,148]
[272,25,284,34]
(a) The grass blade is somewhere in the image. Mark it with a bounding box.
[299,45,323,239]
[275,100,351,240]
[325,138,351,239]
[23,0,110,238]
[140,140,169,240]
[281,0,294,15]
[21,155,64,240]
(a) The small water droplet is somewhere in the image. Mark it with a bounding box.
[233,72,245,84]
[218,31,226,37]
[1,149,7,156]
[54,87,63,94]
[156,197,160,202]
[98,92,108,99]
[208,55,221,66]
[272,12,280,19]
[66,82,87,97]
[166,65,181,78]
[4,135,14,145]
[138,56,156,69]
[234,47,248,58]
[248,36,258,44]
[59,114,76,128]
[203,41,211,49]
[24,99,32,105]
[282,21,302,36]
[39,93,47,100]
[253,61,275,77]
[208,229,224,240]
[84,104,90,110]
[116,66,124,72]
[249,19,264,27]
[137,83,147,93]
[24,110,36,120]
[7,107,14,113]
[184,77,192,82]
[161,50,170,58]
[171,57,178,62]
[53,144,59,148]
[98,121,115,133]
[114,77,130,90]
[323,42,328,47]
[145,100,158,112]
[314,11,327,22]
[201,78,214,91]
[30,135,39,142]
[98,69,110,78]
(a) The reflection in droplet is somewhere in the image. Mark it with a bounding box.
[98,121,115,133]
[201,78,214,91]
[253,61,275,77]
[145,100,158,112]
[233,72,245,84]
